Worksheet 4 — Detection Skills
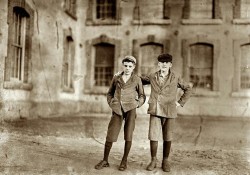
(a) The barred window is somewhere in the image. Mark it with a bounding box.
[94,43,114,86]
[240,44,250,89]
[96,0,116,20]
[190,43,213,90]
[140,43,163,76]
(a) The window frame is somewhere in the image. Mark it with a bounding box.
[4,0,34,91]
[182,0,222,25]
[84,35,121,94]
[86,0,121,26]
[182,36,220,96]
[232,38,250,97]
[133,0,172,25]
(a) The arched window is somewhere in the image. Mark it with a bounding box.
[189,43,213,90]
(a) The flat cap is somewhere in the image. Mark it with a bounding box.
[122,55,136,64]
[157,53,172,63]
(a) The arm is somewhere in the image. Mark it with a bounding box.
[107,77,117,105]
[136,79,146,107]
[177,77,192,107]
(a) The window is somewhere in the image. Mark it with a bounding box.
[240,0,250,18]
[233,0,250,24]
[84,35,121,94]
[133,0,171,25]
[4,0,34,90]
[94,43,114,86]
[240,44,250,89]
[86,0,121,25]
[132,35,170,95]
[232,40,250,96]
[190,44,213,90]
[182,0,222,24]
[190,0,213,19]
[64,0,77,19]
[62,29,75,92]
[140,44,163,76]
[182,37,220,96]
[96,0,116,20]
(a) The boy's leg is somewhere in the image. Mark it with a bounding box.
[95,112,123,170]
[119,109,136,171]
[162,118,175,172]
[147,115,161,171]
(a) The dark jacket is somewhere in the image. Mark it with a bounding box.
[107,72,146,115]
[141,70,192,118]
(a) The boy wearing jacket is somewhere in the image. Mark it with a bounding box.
[95,56,146,171]
[141,53,192,172]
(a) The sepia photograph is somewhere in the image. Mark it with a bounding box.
[0,0,250,174]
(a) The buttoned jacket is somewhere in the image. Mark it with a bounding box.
[107,72,146,115]
[141,70,192,118]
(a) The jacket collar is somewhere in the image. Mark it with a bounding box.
[154,69,175,89]
[117,71,135,86]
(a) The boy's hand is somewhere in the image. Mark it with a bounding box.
[114,71,122,76]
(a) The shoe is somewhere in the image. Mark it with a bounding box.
[118,160,127,171]
[95,160,109,170]
[146,157,157,171]
[162,159,170,172]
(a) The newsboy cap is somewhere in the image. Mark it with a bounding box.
[122,55,136,64]
[157,53,172,63]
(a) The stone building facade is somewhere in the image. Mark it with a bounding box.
[0,0,250,120]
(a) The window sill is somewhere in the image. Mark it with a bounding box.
[181,19,223,25]
[232,19,250,25]
[3,81,33,91]
[132,19,172,25]
[62,87,75,93]
[192,89,221,97]
[86,20,121,26]
[232,91,250,97]
[84,86,109,95]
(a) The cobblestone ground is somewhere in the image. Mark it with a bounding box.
[0,115,249,175]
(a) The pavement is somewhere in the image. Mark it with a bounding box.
[0,114,250,175]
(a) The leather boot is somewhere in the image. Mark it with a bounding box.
[146,157,157,171]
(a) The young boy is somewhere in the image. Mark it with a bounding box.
[95,56,146,171]
[141,53,192,172]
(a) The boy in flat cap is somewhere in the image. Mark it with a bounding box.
[95,56,146,171]
[141,53,192,172]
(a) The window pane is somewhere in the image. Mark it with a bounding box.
[190,44,213,90]
[240,44,250,89]
[96,0,116,20]
[140,44,163,76]
[190,0,213,19]
[94,43,114,86]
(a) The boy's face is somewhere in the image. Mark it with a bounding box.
[122,62,135,75]
[158,61,172,72]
